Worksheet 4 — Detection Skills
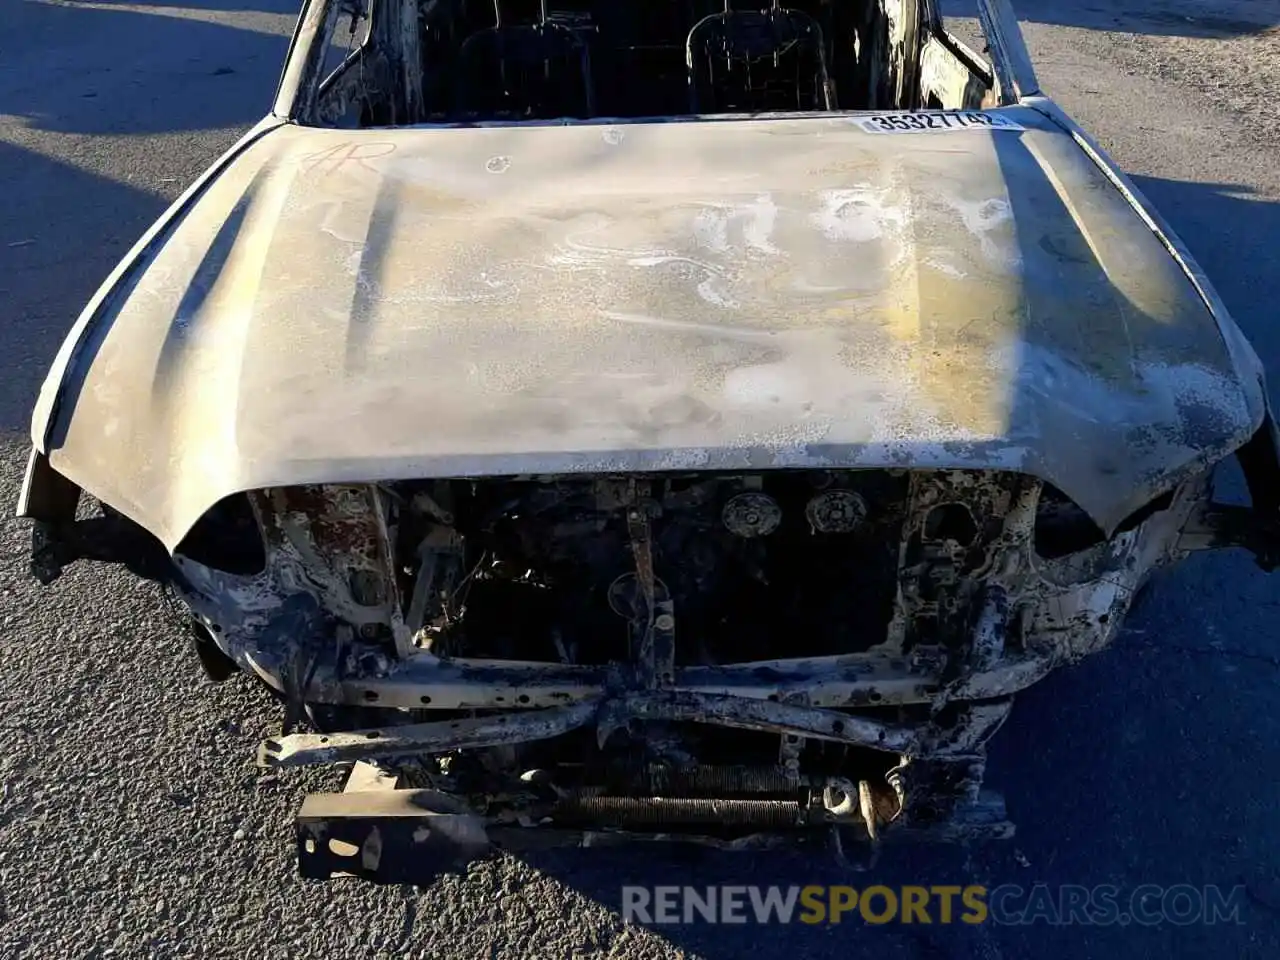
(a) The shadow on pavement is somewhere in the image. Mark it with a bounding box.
[943,0,1278,39]
[0,0,297,135]
[1131,174,1280,374]
[69,0,303,11]
[0,141,169,434]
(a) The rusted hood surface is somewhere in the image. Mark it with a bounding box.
[37,109,1264,549]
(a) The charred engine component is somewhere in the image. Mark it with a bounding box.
[686,0,836,113]
[387,472,909,666]
[805,489,867,534]
[454,0,597,119]
[554,795,804,828]
[607,572,672,618]
[721,491,782,538]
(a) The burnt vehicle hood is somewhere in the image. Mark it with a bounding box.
[32,108,1265,550]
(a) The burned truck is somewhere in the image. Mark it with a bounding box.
[18,0,1280,880]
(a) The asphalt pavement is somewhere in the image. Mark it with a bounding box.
[1,1,1278,957]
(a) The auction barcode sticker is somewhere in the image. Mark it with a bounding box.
[854,111,1025,134]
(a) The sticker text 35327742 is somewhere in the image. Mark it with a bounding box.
[854,111,1025,134]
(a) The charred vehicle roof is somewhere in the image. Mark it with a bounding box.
[18,0,1280,880]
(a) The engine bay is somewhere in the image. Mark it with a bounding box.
[388,472,909,668]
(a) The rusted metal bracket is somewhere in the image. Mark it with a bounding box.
[778,731,803,784]
[344,759,398,792]
[260,700,601,768]
[405,527,464,634]
[262,690,929,769]
[258,643,1058,712]
[625,501,675,689]
[297,785,490,882]
[597,691,920,753]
